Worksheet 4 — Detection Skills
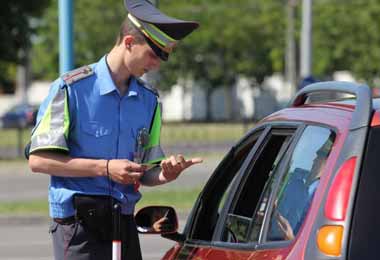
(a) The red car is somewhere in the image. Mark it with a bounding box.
[135,81,379,260]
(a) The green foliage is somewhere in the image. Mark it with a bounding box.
[74,0,126,67]
[0,61,17,93]
[31,1,59,80]
[0,0,50,92]
[31,0,285,88]
[158,0,285,89]
[312,0,380,84]
[32,0,125,79]
[0,0,50,62]
[30,0,380,89]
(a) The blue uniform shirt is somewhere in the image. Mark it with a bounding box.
[32,56,160,218]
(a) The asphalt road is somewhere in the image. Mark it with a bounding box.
[0,218,186,260]
[0,157,221,259]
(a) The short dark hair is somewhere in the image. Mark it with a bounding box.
[115,16,145,45]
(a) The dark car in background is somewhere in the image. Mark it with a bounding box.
[1,104,38,128]
[135,81,380,260]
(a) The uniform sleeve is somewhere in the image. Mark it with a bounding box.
[29,81,71,154]
[142,102,165,165]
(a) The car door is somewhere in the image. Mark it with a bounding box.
[166,123,336,260]
[163,124,298,259]
[161,125,270,259]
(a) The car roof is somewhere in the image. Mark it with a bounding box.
[261,97,380,132]
[262,104,352,131]
[333,97,380,110]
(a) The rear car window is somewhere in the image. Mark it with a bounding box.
[266,125,335,241]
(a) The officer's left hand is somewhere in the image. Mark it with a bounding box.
[160,154,203,183]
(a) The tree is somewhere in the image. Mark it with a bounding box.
[158,0,285,86]
[312,0,380,85]
[31,0,286,120]
[32,0,125,80]
[32,1,285,82]
[0,0,50,93]
[158,0,285,119]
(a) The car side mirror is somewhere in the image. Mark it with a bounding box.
[135,206,178,235]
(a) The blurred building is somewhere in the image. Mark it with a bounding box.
[161,75,285,122]
[0,71,359,121]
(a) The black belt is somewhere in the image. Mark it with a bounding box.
[53,214,133,225]
[53,216,76,225]
[53,195,132,226]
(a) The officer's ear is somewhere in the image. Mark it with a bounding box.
[123,35,134,49]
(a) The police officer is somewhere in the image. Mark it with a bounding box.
[28,0,200,259]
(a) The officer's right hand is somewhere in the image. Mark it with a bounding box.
[107,159,146,185]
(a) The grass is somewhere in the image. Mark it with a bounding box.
[137,188,201,211]
[0,122,254,150]
[0,128,31,148]
[0,188,202,215]
[0,200,48,215]
[161,122,253,145]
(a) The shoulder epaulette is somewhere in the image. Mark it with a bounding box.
[62,65,94,85]
[136,77,159,97]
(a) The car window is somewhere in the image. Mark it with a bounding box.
[220,129,295,243]
[218,173,239,215]
[249,134,293,242]
[188,128,265,241]
[265,125,335,242]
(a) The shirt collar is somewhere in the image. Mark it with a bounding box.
[96,55,118,96]
[96,55,140,97]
